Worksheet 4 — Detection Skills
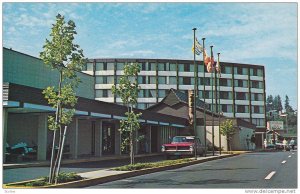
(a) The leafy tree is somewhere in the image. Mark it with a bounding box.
[220,119,235,152]
[112,63,142,165]
[284,95,294,113]
[40,14,86,184]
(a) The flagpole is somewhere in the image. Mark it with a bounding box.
[217,52,221,155]
[192,28,197,160]
[202,38,207,157]
[210,45,215,156]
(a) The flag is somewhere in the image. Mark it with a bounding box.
[204,49,214,73]
[192,38,203,55]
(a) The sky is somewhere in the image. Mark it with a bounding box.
[2,2,298,109]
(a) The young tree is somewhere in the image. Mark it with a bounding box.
[220,119,235,152]
[112,63,142,165]
[40,14,86,184]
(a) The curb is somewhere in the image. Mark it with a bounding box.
[4,153,240,188]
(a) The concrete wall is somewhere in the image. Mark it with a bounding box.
[77,119,92,156]
[3,48,95,99]
[196,126,228,150]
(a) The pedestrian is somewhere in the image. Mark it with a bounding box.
[282,138,287,151]
[290,138,295,150]
[264,139,267,149]
[251,134,256,150]
[246,135,250,151]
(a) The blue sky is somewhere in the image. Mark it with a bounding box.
[3,2,298,108]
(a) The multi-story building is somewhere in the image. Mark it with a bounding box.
[83,58,266,132]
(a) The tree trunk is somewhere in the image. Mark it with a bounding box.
[55,126,67,184]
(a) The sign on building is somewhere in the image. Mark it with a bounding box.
[267,121,284,130]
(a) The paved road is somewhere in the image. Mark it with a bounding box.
[3,155,165,184]
[88,151,297,189]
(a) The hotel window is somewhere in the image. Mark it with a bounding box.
[252,118,265,126]
[170,63,177,71]
[95,62,104,71]
[149,76,156,84]
[251,81,263,89]
[234,79,248,87]
[158,90,168,98]
[182,64,194,72]
[199,91,211,99]
[251,93,263,101]
[179,77,192,85]
[149,62,156,71]
[221,104,233,113]
[234,67,247,75]
[85,62,94,71]
[139,62,146,71]
[220,91,232,99]
[178,64,184,72]
[221,66,232,74]
[96,89,109,98]
[169,76,177,85]
[252,105,264,114]
[199,77,210,86]
[138,76,147,84]
[158,76,167,84]
[117,62,125,70]
[158,63,170,71]
[250,68,263,76]
[236,105,249,113]
[107,63,114,70]
[235,92,248,100]
[219,78,232,87]
[140,89,156,98]
[137,103,146,109]
[96,76,114,84]
[197,64,204,72]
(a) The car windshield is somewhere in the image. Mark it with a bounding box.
[172,137,194,143]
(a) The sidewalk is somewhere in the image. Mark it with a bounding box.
[3,153,163,169]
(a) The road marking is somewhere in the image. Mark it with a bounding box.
[265,171,276,180]
[288,155,292,158]
[281,160,287,164]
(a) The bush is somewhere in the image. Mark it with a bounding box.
[113,158,194,171]
[22,172,83,187]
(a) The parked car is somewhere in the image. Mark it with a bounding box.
[161,136,205,159]
[275,141,290,151]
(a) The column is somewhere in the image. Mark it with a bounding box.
[115,121,121,155]
[73,118,79,159]
[149,126,152,153]
[99,120,103,157]
[3,108,8,163]
[37,114,48,161]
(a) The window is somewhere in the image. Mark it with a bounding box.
[221,104,233,113]
[250,68,263,76]
[234,67,247,75]
[158,63,170,71]
[170,63,177,71]
[138,76,147,84]
[199,77,210,86]
[221,66,232,74]
[219,78,232,87]
[85,63,93,71]
[158,76,167,84]
[97,62,105,71]
[158,90,168,98]
[236,105,249,113]
[198,64,204,72]
[251,93,263,101]
[178,64,184,72]
[220,91,232,99]
[117,62,125,70]
[139,89,156,98]
[252,118,265,126]
[180,77,192,85]
[96,76,114,84]
[96,89,110,98]
[252,106,264,114]
[251,81,263,89]
[235,80,248,87]
[149,76,156,84]
[107,63,114,70]
[169,76,177,85]
[149,63,156,71]
[137,103,146,109]
[139,62,146,71]
[199,91,211,99]
[235,92,248,100]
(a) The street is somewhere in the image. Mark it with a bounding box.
[87,151,297,188]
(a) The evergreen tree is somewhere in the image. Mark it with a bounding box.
[277,95,283,112]
[284,95,294,113]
